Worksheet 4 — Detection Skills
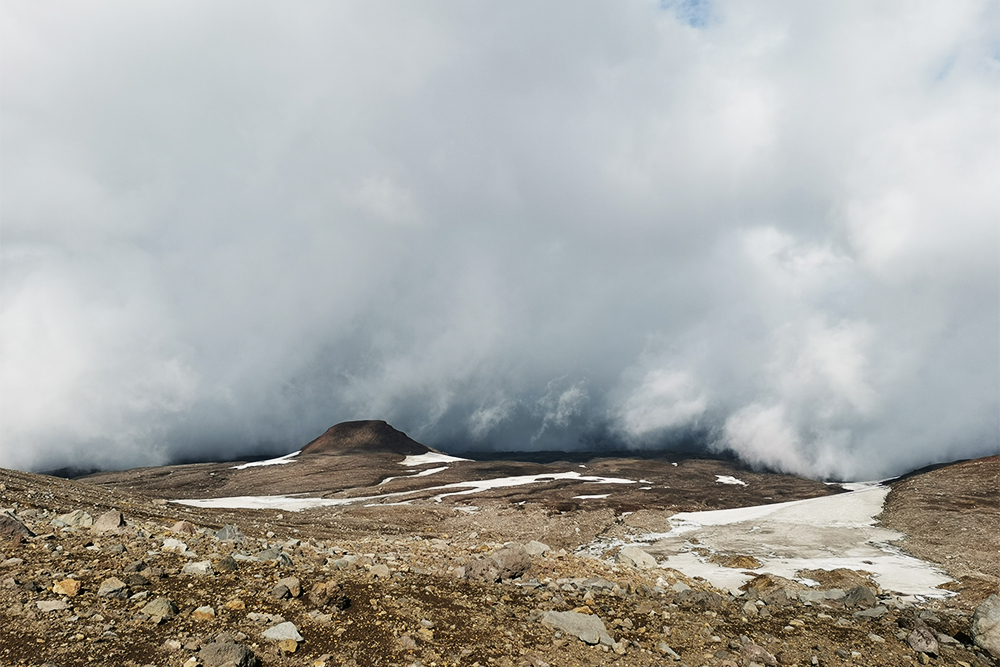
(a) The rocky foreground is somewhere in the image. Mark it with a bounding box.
[1,467,998,667]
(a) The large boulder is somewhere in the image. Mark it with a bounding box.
[467,545,530,583]
[617,546,657,569]
[0,513,34,540]
[90,510,125,535]
[972,594,1000,658]
[540,610,615,647]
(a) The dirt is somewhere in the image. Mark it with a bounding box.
[0,430,997,667]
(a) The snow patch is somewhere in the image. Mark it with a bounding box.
[231,451,300,470]
[715,475,747,486]
[400,452,470,466]
[574,494,610,500]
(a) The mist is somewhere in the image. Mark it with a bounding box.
[2,1,998,480]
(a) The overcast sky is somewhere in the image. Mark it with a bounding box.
[2,1,998,479]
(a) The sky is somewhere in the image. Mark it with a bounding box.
[1,1,998,479]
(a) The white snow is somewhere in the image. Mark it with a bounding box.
[379,466,449,485]
[632,485,955,597]
[574,494,610,500]
[174,471,635,510]
[715,475,748,486]
[400,452,470,466]
[230,451,300,470]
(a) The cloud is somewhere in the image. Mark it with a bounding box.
[1,1,997,479]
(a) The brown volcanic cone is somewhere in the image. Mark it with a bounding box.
[300,420,431,457]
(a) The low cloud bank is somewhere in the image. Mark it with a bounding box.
[2,2,997,479]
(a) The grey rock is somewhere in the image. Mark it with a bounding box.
[741,643,777,666]
[798,588,845,603]
[97,577,128,598]
[853,605,888,618]
[90,510,125,535]
[468,545,530,583]
[657,642,681,660]
[843,586,878,608]
[215,555,239,572]
[972,594,1000,658]
[0,514,34,539]
[141,596,178,621]
[52,510,93,528]
[907,626,939,655]
[200,641,261,667]
[369,564,390,579]
[182,560,214,576]
[262,621,303,641]
[272,576,300,598]
[540,610,615,647]
[214,524,247,543]
[618,545,657,569]
[524,540,550,556]
[36,600,70,612]
[672,581,691,593]
[742,600,758,617]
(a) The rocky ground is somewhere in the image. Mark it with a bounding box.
[0,425,997,667]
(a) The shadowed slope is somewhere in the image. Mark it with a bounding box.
[300,420,430,457]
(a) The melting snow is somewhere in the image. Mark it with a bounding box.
[174,471,635,511]
[400,452,470,466]
[623,486,954,597]
[379,466,449,485]
[230,451,301,470]
[715,475,747,486]
[574,494,610,500]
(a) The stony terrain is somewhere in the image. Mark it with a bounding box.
[0,423,997,667]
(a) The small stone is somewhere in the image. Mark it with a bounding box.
[741,643,777,666]
[262,621,303,642]
[369,564,390,579]
[657,642,681,660]
[215,555,239,572]
[278,638,298,653]
[37,600,70,612]
[214,525,247,543]
[90,510,125,535]
[162,538,188,554]
[53,579,81,596]
[182,561,214,576]
[868,633,885,643]
[199,641,261,667]
[193,606,216,620]
[224,599,246,610]
[141,596,179,621]
[171,520,197,534]
[98,577,128,598]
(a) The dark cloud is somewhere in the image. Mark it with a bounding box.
[2,1,997,479]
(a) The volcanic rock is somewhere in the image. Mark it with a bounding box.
[540,610,615,647]
[299,420,430,456]
[141,596,178,621]
[467,545,531,583]
[200,641,261,667]
[0,514,34,540]
[972,594,1000,658]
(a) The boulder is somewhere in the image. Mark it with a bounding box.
[90,510,125,535]
[262,621,303,642]
[468,545,530,583]
[906,625,938,655]
[0,514,35,540]
[540,610,615,647]
[524,540,550,556]
[52,510,93,528]
[843,586,878,609]
[972,594,1000,658]
[141,596,178,621]
[200,641,261,667]
[182,561,214,576]
[214,524,247,543]
[617,546,657,569]
[97,577,128,598]
[170,520,197,535]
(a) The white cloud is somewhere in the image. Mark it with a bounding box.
[1,1,996,477]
